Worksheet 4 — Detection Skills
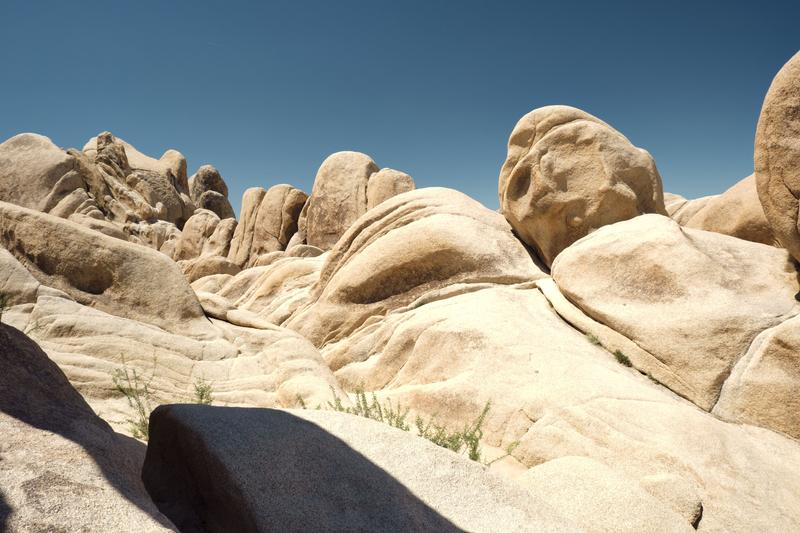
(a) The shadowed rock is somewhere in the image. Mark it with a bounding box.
[142,405,579,533]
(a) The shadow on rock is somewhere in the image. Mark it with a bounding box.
[0,323,174,530]
[143,405,466,533]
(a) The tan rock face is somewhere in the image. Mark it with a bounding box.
[714,313,800,439]
[86,132,190,227]
[286,187,546,347]
[551,214,799,410]
[667,175,775,245]
[0,133,79,212]
[227,185,307,267]
[142,405,583,533]
[498,105,666,266]
[0,323,176,532]
[310,280,800,532]
[189,165,234,220]
[0,200,210,338]
[755,52,800,262]
[367,168,415,209]
[303,151,378,249]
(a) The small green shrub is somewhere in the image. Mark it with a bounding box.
[585,333,601,346]
[327,387,410,431]
[112,365,154,441]
[193,377,214,405]
[320,387,491,462]
[614,350,632,367]
[415,401,490,462]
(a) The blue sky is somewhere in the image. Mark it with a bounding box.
[1,1,798,214]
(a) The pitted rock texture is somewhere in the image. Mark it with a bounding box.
[498,105,666,266]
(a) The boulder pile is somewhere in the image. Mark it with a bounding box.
[1,52,800,533]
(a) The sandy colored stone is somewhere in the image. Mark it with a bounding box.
[84,132,191,227]
[498,105,666,266]
[197,190,234,219]
[755,52,800,261]
[180,255,242,283]
[0,133,80,212]
[0,323,175,532]
[189,164,229,202]
[667,175,775,245]
[10,290,342,433]
[286,187,546,346]
[311,281,800,532]
[714,313,800,439]
[303,151,378,249]
[0,201,211,337]
[367,167,415,209]
[551,214,798,410]
[517,456,693,532]
[142,405,581,533]
[227,185,307,267]
[173,209,222,261]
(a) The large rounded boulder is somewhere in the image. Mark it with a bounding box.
[302,151,378,250]
[755,52,800,262]
[286,187,546,347]
[498,105,666,266]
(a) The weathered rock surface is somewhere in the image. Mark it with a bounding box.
[714,313,800,439]
[142,405,583,533]
[755,52,800,262]
[666,175,775,245]
[498,105,666,266]
[285,187,546,346]
[0,201,210,337]
[367,167,416,209]
[301,151,378,249]
[85,133,191,227]
[0,133,78,212]
[227,185,307,267]
[517,456,693,532]
[296,280,800,532]
[0,323,175,532]
[551,214,799,410]
[189,164,229,202]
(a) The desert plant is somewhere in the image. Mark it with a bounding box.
[585,333,601,346]
[614,350,632,367]
[327,387,410,431]
[112,365,155,441]
[416,401,491,461]
[193,376,214,405]
[320,387,492,462]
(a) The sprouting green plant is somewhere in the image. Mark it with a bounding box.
[416,401,491,461]
[585,333,601,346]
[614,350,632,367]
[327,386,410,431]
[315,387,492,462]
[112,365,155,441]
[193,376,214,405]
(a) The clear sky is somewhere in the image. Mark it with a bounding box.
[2,1,798,215]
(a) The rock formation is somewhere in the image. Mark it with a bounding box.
[2,54,800,532]
[498,105,666,266]
[756,51,800,262]
[666,175,776,245]
[0,323,176,531]
[298,152,416,249]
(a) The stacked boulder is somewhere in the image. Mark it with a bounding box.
[498,105,667,267]
[296,151,416,250]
